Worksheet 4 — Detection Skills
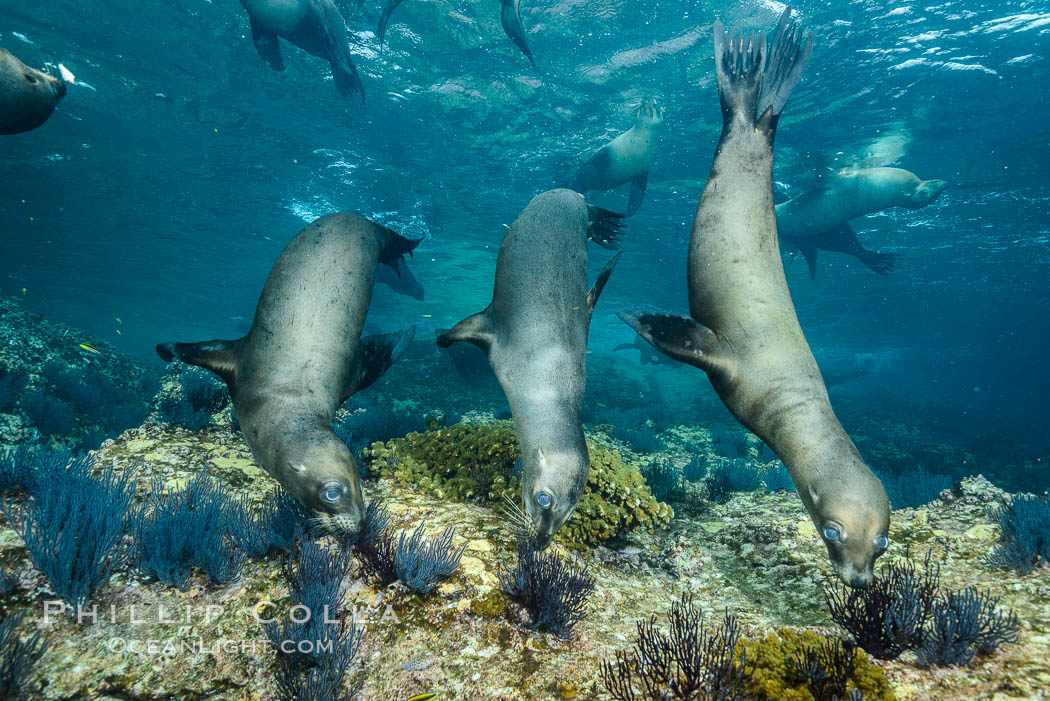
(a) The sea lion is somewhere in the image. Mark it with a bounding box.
[776,167,947,277]
[156,213,419,535]
[500,0,535,65]
[377,0,406,45]
[376,257,424,300]
[0,49,67,135]
[618,10,891,588]
[567,98,664,216]
[239,0,365,102]
[437,190,623,547]
[613,335,680,367]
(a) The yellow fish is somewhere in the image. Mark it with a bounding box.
[406,695,437,701]
[78,343,102,355]
[115,317,122,324]
[422,314,432,318]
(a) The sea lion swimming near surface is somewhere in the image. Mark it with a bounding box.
[239,0,365,102]
[777,167,947,277]
[567,98,664,217]
[156,213,419,534]
[618,10,891,588]
[0,49,67,135]
[500,0,535,65]
[437,190,624,547]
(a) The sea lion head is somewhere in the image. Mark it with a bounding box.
[634,97,665,129]
[906,178,946,209]
[521,446,588,549]
[805,467,891,588]
[282,435,365,537]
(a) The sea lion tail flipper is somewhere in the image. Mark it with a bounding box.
[585,204,626,250]
[616,310,732,377]
[626,172,648,217]
[826,223,899,275]
[156,339,240,387]
[377,0,406,45]
[330,58,365,103]
[797,242,819,279]
[756,9,813,128]
[857,249,898,275]
[586,250,622,316]
[436,309,495,354]
[249,17,284,71]
[351,326,416,394]
[376,224,424,274]
[500,0,536,65]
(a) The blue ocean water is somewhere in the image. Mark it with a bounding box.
[1,0,1047,480]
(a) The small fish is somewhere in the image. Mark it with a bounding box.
[78,343,102,355]
[115,329,121,335]
[115,317,122,324]
[57,63,76,84]
[422,314,432,318]
[399,659,432,672]
[21,288,26,295]
[405,694,437,701]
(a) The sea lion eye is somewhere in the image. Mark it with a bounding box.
[876,535,889,550]
[535,492,553,509]
[823,526,840,542]
[320,481,344,504]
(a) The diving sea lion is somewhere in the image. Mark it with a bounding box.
[376,257,424,300]
[618,10,891,588]
[776,167,947,277]
[156,213,419,535]
[500,0,535,65]
[239,0,365,102]
[567,98,664,217]
[437,190,623,547]
[377,0,406,45]
[0,49,67,135]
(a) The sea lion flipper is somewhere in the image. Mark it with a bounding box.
[797,242,819,279]
[350,326,416,395]
[500,0,536,65]
[377,0,406,45]
[436,310,495,354]
[376,225,424,273]
[616,310,731,377]
[626,172,648,217]
[585,204,626,250]
[586,250,622,316]
[156,339,240,387]
[249,17,284,71]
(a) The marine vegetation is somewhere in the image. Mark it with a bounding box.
[155,367,228,430]
[709,423,750,459]
[234,488,313,560]
[641,457,684,503]
[826,551,1019,666]
[498,537,596,638]
[0,611,50,699]
[40,359,147,436]
[987,494,1050,574]
[874,468,952,509]
[916,587,1020,668]
[741,628,894,701]
[0,565,19,596]
[350,499,398,586]
[394,523,465,594]
[706,458,794,503]
[613,424,667,455]
[4,454,136,609]
[265,537,362,700]
[134,472,246,590]
[0,363,28,410]
[600,593,751,701]
[0,445,45,494]
[334,401,428,461]
[362,421,673,545]
[19,388,74,437]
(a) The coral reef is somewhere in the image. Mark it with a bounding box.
[707,458,795,503]
[154,367,230,430]
[351,499,399,586]
[499,537,596,638]
[987,494,1050,574]
[362,421,673,545]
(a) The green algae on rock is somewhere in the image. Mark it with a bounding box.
[361,421,673,546]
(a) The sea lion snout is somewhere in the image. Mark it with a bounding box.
[908,179,947,208]
[635,97,665,127]
[280,439,366,536]
[521,448,586,548]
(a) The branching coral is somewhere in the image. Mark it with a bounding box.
[394,524,465,594]
[600,593,751,701]
[787,638,856,701]
[987,494,1050,574]
[350,499,398,587]
[874,468,952,509]
[641,458,683,503]
[234,488,313,560]
[499,537,596,638]
[916,587,1020,667]
[3,454,135,609]
[0,611,50,699]
[19,388,74,437]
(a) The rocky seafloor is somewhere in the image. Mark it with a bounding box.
[1,418,1047,700]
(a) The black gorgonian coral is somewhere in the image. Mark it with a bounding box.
[394,523,465,594]
[787,637,857,701]
[350,499,398,587]
[0,611,50,699]
[600,593,752,701]
[916,586,1020,668]
[498,537,596,638]
[987,494,1050,574]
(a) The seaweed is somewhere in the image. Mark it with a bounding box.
[987,494,1050,574]
[498,537,596,638]
[350,500,398,587]
[916,587,1020,667]
[3,455,135,609]
[134,472,246,590]
[710,423,749,459]
[613,424,666,455]
[0,445,60,494]
[761,461,796,493]
[707,458,761,503]
[787,637,856,701]
[684,456,706,483]
[0,611,50,699]
[19,389,74,437]
[600,593,751,701]
[874,468,952,509]
[393,523,465,594]
[0,364,28,410]
[234,488,313,560]
[642,458,684,503]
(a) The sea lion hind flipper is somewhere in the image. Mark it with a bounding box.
[756,9,814,127]
[377,0,406,45]
[376,225,424,273]
[586,250,622,315]
[436,309,495,354]
[249,17,284,71]
[626,172,648,217]
[797,241,819,279]
[616,310,731,377]
[350,326,416,395]
[585,204,626,249]
[500,0,536,65]
[330,58,365,103]
[155,339,240,387]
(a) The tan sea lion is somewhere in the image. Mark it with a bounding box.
[0,48,67,135]
[618,10,891,588]
[157,213,419,535]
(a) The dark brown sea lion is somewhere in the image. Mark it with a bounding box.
[157,213,419,535]
[618,10,891,587]
[0,48,67,135]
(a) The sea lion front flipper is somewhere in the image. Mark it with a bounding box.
[156,339,240,388]
[377,0,406,45]
[436,309,496,354]
[616,310,733,378]
[376,224,424,273]
[500,0,535,65]
[249,17,284,71]
[586,250,622,317]
[797,241,819,279]
[349,326,416,396]
[585,204,626,249]
[818,223,899,275]
[626,172,648,217]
